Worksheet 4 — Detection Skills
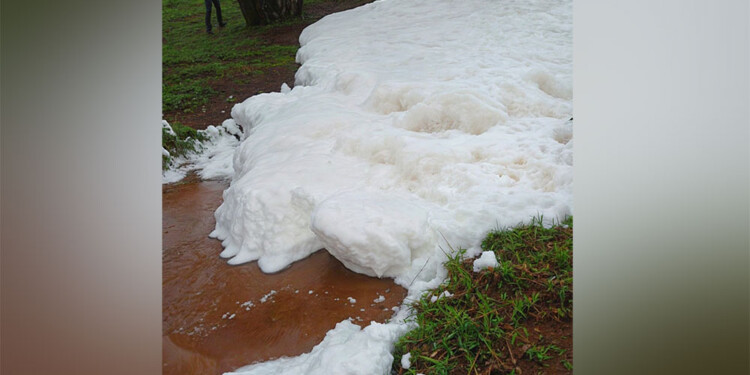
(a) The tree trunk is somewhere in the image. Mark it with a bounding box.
[236,0,304,26]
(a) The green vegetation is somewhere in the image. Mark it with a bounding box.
[163,0,307,114]
[162,122,207,170]
[393,217,573,374]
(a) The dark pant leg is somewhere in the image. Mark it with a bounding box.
[212,0,223,25]
[205,0,213,31]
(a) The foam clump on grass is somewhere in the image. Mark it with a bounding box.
[161,118,243,184]
[472,250,500,272]
[400,352,411,369]
[429,290,452,303]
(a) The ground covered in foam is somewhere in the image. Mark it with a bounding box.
[216,0,572,373]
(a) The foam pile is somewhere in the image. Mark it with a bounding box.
[217,0,571,373]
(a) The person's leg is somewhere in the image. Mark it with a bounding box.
[213,0,226,27]
[205,0,213,33]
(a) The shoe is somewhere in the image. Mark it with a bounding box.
[219,22,227,27]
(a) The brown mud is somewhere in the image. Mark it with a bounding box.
[163,178,407,374]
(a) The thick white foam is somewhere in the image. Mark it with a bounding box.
[218,0,571,373]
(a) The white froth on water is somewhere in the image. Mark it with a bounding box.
[220,0,571,373]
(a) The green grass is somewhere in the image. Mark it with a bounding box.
[162,0,310,114]
[393,217,573,375]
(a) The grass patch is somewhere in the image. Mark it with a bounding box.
[162,0,311,114]
[393,217,573,375]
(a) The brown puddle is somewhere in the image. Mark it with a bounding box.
[163,178,407,375]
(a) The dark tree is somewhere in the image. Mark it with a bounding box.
[236,0,304,26]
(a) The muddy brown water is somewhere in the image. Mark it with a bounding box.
[163,179,407,374]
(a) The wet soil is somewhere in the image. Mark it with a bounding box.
[163,178,407,374]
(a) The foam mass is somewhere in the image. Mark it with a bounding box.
[217,0,571,372]
[212,0,572,283]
